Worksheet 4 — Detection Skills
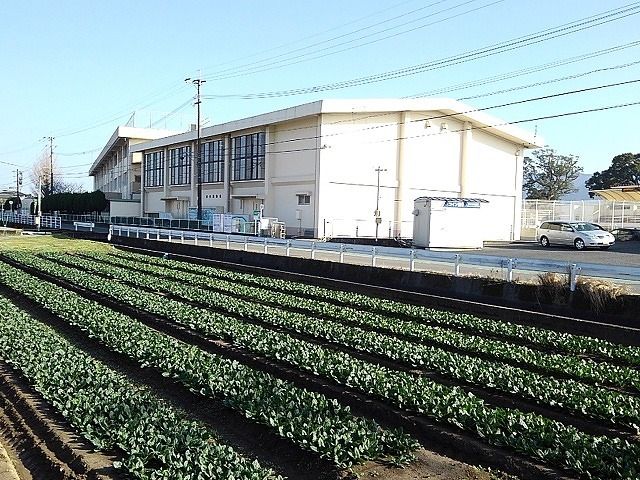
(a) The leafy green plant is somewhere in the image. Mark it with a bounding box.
[0,296,280,480]
[0,257,417,468]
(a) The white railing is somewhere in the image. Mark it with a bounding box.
[2,213,61,229]
[110,225,640,291]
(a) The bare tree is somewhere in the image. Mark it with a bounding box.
[29,151,83,195]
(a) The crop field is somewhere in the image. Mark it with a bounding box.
[0,238,639,479]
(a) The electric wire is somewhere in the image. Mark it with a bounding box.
[202,2,640,84]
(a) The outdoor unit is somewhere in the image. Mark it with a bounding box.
[412,197,489,249]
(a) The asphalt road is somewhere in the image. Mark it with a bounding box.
[471,240,640,268]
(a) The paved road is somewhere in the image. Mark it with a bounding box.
[469,240,640,268]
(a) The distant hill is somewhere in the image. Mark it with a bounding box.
[561,173,592,201]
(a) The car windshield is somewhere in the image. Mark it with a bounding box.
[571,223,600,231]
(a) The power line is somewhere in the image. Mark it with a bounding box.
[203,3,640,97]
[205,0,490,80]
[203,0,425,73]
[408,39,640,98]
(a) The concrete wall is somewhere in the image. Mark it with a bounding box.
[110,199,141,217]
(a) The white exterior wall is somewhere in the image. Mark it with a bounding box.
[268,117,318,235]
[135,100,538,240]
[466,129,523,241]
[318,112,400,238]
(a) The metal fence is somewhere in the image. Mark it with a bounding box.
[110,224,640,291]
[1,213,61,229]
[521,200,640,239]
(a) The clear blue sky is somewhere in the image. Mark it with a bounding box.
[1,0,639,193]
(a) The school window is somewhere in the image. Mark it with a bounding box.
[144,151,164,187]
[231,132,265,181]
[297,194,311,205]
[169,146,192,185]
[200,140,225,183]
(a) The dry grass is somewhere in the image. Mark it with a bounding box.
[536,272,569,304]
[0,233,110,254]
[536,272,628,313]
[575,277,628,314]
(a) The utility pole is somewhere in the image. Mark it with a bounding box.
[374,166,387,242]
[42,136,54,195]
[36,175,42,231]
[15,169,22,204]
[185,76,206,221]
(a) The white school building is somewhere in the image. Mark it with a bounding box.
[109,99,540,240]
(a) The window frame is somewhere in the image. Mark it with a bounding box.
[144,151,164,187]
[169,146,192,186]
[200,140,225,183]
[231,132,265,181]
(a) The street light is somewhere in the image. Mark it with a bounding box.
[374,166,387,242]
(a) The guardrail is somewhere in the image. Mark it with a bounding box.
[73,221,95,231]
[110,225,640,291]
[2,213,61,229]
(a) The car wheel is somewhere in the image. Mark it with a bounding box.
[539,236,550,247]
[599,246,610,250]
[574,238,586,250]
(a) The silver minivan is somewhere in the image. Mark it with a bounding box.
[536,221,615,250]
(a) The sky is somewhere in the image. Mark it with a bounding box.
[0,0,639,194]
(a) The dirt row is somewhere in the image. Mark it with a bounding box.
[58,254,637,439]
[0,362,123,480]
[1,257,576,480]
[86,252,639,367]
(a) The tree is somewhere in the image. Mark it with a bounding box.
[523,148,582,200]
[29,151,84,196]
[2,197,21,211]
[585,153,640,192]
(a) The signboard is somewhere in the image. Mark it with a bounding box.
[443,200,481,208]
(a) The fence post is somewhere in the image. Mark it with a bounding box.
[454,254,461,276]
[311,242,316,260]
[569,263,580,291]
[339,244,345,263]
[409,249,416,272]
[286,240,291,257]
[507,258,514,282]
[371,246,377,267]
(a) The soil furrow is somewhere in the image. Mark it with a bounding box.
[1,256,578,480]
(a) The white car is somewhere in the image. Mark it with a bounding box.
[536,221,615,250]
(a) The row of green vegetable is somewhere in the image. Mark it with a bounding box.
[0,258,415,467]
[103,249,640,367]
[77,251,640,392]
[3,253,640,479]
[0,295,280,480]
[32,251,640,431]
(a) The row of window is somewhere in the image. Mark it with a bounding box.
[144,133,265,187]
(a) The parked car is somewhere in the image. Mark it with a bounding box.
[610,227,640,241]
[536,221,615,250]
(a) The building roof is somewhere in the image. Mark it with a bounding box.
[590,185,640,201]
[89,126,181,176]
[130,98,543,153]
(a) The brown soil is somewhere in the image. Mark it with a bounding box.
[0,363,125,480]
[0,258,578,480]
